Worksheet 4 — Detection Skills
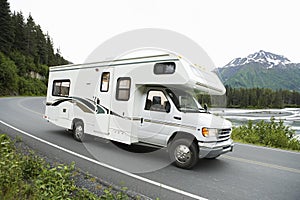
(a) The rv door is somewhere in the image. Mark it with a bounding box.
[138,90,173,146]
[93,69,113,136]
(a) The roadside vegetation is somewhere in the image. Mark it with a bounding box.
[0,134,133,200]
[232,117,300,151]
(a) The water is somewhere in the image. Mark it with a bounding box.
[211,108,300,137]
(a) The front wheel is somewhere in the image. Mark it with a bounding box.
[73,120,85,142]
[169,138,198,169]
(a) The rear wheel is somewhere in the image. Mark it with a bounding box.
[169,138,198,169]
[73,120,85,142]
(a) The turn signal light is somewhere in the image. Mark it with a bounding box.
[202,127,209,137]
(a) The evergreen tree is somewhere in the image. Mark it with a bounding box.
[11,11,26,53]
[292,90,300,105]
[273,89,284,108]
[46,34,55,66]
[36,25,48,64]
[0,1,69,96]
[24,14,38,59]
[0,0,13,54]
[223,86,300,108]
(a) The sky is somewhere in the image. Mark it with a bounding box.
[8,0,300,67]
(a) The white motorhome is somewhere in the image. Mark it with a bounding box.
[45,53,233,169]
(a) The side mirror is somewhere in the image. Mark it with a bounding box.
[204,103,208,113]
[165,102,171,113]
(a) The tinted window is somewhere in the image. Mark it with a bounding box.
[100,72,110,92]
[116,77,131,101]
[52,80,70,97]
[154,62,176,74]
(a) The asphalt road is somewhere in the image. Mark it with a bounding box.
[0,97,300,200]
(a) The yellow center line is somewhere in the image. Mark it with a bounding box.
[223,155,300,174]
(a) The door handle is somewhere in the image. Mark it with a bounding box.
[141,118,144,124]
[173,116,181,120]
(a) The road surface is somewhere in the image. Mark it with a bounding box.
[0,97,299,200]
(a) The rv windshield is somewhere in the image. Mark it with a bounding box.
[166,89,205,113]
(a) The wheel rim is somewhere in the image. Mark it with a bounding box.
[174,144,191,164]
[75,125,83,139]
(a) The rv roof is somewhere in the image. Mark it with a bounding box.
[50,54,177,71]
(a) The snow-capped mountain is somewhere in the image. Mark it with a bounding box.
[218,50,300,91]
[224,50,291,69]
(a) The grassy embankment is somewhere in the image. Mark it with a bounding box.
[0,134,132,200]
[232,117,300,151]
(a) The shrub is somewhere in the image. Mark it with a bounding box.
[0,134,32,198]
[0,52,18,95]
[0,134,131,199]
[18,77,47,96]
[232,117,300,150]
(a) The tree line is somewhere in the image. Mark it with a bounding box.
[197,86,300,109]
[0,0,69,96]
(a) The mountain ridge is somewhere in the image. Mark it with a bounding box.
[218,50,300,91]
[224,50,291,69]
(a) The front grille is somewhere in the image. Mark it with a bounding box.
[218,128,231,142]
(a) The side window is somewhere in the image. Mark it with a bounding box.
[154,62,176,75]
[52,80,70,97]
[100,72,110,92]
[96,105,105,114]
[145,90,170,112]
[116,77,131,101]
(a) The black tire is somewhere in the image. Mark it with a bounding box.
[169,138,198,169]
[73,120,85,142]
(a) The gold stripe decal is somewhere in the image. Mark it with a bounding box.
[144,119,196,130]
[76,102,94,113]
[111,114,196,130]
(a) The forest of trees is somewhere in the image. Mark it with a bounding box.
[198,86,300,109]
[0,0,69,96]
[225,86,300,108]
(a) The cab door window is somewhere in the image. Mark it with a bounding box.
[145,90,170,113]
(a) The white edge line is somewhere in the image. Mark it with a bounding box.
[0,119,207,200]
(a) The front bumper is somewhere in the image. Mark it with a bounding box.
[198,139,234,158]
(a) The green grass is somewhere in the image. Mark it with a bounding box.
[0,134,131,200]
[232,117,300,151]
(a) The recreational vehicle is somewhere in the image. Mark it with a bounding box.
[44,54,233,169]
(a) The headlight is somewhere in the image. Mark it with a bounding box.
[202,127,218,137]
